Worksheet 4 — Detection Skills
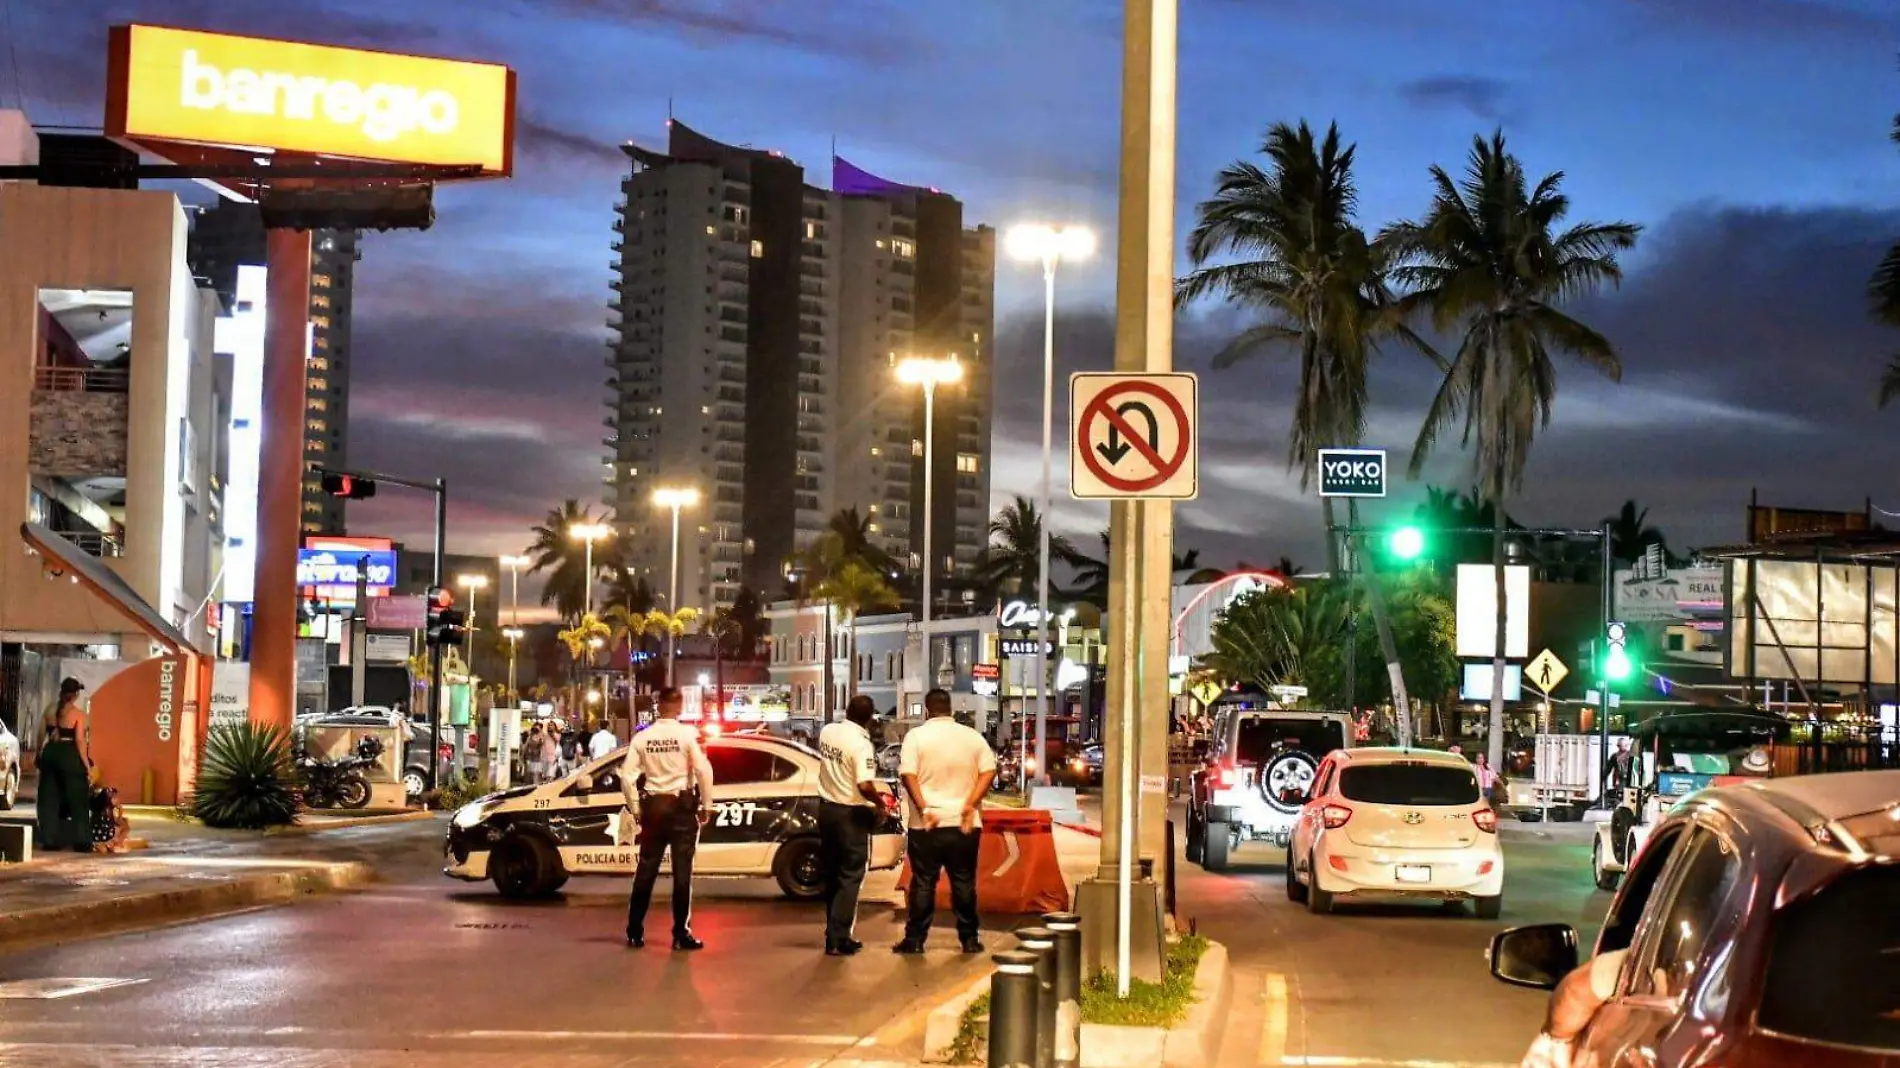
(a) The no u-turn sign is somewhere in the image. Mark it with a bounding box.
[1070,373,1198,500]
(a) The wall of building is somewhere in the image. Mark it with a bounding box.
[0,183,217,649]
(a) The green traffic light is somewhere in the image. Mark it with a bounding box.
[1605,645,1633,681]
[1389,526,1426,561]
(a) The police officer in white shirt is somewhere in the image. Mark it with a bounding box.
[815,695,887,956]
[619,688,714,950]
[893,689,997,954]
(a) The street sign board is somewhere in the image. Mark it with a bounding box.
[1070,372,1198,500]
[1316,448,1387,498]
[1526,648,1569,693]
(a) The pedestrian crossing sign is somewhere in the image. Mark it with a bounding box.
[1526,649,1568,693]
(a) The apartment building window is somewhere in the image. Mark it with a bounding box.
[750,239,764,258]
[308,440,327,453]
[308,398,327,412]
[309,419,328,432]
[911,439,923,457]
[309,357,329,371]
[309,378,329,392]
[312,274,331,289]
[956,453,979,474]
[303,502,321,514]
[311,294,331,309]
[886,653,896,681]
[311,315,330,329]
[892,238,915,258]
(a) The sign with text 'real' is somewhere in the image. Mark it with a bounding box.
[107,24,516,174]
[1316,448,1387,498]
[1070,372,1198,500]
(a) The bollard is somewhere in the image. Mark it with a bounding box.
[989,950,1041,1068]
[1042,911,1082,1068]
[1014,927,1057,1068]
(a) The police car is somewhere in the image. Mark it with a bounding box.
[444,733,905,900]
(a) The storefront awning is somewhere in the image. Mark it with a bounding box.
[19,522,204,656]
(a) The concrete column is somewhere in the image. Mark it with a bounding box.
[247,228,310,733]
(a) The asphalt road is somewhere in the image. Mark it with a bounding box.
[1181,812,1609,1068]
[0,820,987,1068]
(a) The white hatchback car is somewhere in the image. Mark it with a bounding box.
[1286,747,1504,917]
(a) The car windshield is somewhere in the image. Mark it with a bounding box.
[1235,718,1344,764]
[1338,763,1479,806]
[1758,866,1900,1051]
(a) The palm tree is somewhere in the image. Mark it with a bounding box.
[725,585,766,660]
[602,604,648,712]
[1177,120,1433,573]
[1063,530,1113,608]
[813,560,899,716]
[1873,110,1900,403]
[526,500,609,622]
[1607,500,1667,566]
[1384,131,1640,768]
[557,612,612,709]
[974,496,1075,600]
[1273,555,1305,579]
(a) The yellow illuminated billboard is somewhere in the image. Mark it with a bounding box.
[107,24,515,175]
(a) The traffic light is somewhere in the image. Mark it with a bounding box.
[1388,525,1427,561]
[1604,621,1634,682]
[320,473,377,500]
[426,586,466,648]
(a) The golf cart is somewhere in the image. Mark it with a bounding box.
[1591,706,1788,891]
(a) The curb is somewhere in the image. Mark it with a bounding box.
[0,860,375,949]
[266,810,440,835]
[921,971,997,1062]
[1055,821,1102,839]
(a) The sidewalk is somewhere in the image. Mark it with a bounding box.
[0,809,443,949]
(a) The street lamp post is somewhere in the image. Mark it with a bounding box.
[456,573,489,663]
[1006,223,1096,787]
[652,487,701,688]
[500,554,529,630]
[567,523,612,618]
[896,356,964,659]
[501,626,524,705]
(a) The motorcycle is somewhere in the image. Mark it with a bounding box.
[296,734,383,810]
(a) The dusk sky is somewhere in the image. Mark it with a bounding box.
[11,0,1900,597]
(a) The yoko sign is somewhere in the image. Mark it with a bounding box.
[107,25,515,174]
[1317,448,1387,498]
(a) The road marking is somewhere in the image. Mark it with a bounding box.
[1276,1048,1512,1056]
[452,1029,862,1045]
[1257,972,1287,1066]
[1277,1057,1514,1068]
[0,978,149,1000]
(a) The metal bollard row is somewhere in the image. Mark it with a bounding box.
[989,911,1083,1068]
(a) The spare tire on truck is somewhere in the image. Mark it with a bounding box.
[1260,749,1319,815]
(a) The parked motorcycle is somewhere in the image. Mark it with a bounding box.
[296,734,383,810]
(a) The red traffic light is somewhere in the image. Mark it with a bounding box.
[427,586,455,612]
[320,473,376,500]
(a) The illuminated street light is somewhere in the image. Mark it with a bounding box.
[456,573,489,656]
[567,522,613,617]
[1007,222,1096,787]
[652,486,701,688]
[896,356,962,638]
[501,626,525,702]
[1389,526,1427,561]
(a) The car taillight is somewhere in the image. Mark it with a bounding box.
[1321,804,1353,829]
[1472,807,1498,833]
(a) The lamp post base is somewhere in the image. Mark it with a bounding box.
[1075,876,1165,984]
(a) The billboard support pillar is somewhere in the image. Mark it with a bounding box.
[247,227,312,735]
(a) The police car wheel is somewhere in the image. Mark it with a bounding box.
[491,836,557,899]
[773,838,826,900]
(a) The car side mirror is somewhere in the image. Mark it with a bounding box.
[1489,924,1580,990]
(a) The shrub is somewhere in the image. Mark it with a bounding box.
[425,774,495,812]
[193,723,299,830]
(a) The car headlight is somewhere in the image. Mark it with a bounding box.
[452,800,494,829]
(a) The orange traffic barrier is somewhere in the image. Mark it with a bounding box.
[895,807,1071,915]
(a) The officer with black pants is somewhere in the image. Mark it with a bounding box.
[816,695,888,956]
[621,688,715,950]
[894,689,997,954]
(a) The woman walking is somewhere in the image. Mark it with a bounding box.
[38,678,93,851]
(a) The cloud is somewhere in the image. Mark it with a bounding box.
[520,0,918,61]
[1625,0,1900,41]
[1399,75,1514,122]
[516,117,628,171]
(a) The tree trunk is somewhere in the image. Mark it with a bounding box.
[1351,499,1412,745]
[1488,501,1508,771]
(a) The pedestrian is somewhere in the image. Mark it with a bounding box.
[524,724,546,783]
[539,724,562,781]
[1607,738,1634,801]
[1473,751,1500,804]
[620,687,714,950]
[37,678,93,852]
[588,719,619,762]
[893,688,997,955]
[816,694,886,956]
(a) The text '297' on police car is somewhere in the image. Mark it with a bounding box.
[445,733,905,900]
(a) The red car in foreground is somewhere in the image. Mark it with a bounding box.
[1490,769,1899,1067]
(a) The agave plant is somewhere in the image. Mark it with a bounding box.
[192,723,299,830]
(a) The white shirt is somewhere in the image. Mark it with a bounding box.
[898,716,997,828]
[588,728,619,761]
[816,720,878,807]
[620,719,714,806]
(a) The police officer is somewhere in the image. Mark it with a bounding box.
[620,687,714,950]
[816,694,886,956]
